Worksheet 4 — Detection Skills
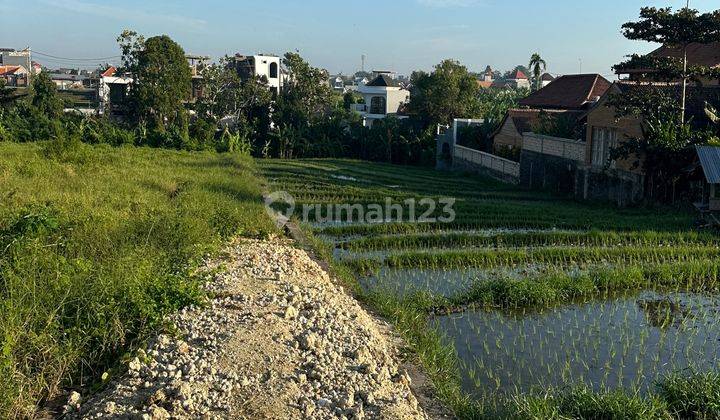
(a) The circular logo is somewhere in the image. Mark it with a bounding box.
[264,191,295,228]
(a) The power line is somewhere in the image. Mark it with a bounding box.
[31,50,121,62]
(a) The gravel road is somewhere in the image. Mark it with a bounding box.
[68,238,429,419]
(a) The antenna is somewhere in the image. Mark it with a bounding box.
[579,58,583,74]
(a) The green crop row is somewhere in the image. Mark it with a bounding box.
[341,230,720,251]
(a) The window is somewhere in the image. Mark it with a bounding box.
[370,96,386,114]
[591,127,618,167]
[269,62,278,79]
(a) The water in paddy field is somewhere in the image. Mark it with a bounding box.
[357,265,554,298]
[359,267,480,297]
[434,290,720,398]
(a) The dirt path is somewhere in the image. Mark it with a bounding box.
[69,238,433,419]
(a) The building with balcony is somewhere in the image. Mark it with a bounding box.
[353,72,410,127]
[230,54,282,94]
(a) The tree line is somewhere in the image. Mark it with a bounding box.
[0,31,526,166]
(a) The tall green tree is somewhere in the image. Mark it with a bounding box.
[118,32,191,132]
[30,71,62,118]
[408,59,481,127]
[528,53,547,91]
[272,52,334,158]
[616,6,720,122]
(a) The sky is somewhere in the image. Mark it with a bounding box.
[0,0,717,78]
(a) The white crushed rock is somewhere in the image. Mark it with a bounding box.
[70,238,428,419]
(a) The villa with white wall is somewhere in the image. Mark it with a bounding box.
[353,72,410,127]
[231,54,282,94]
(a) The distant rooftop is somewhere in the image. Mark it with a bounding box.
[509,69,528,80]
[366,74,399,88]
[519,74,611,110]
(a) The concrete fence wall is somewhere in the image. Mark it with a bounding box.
[437,130,644,206]
[454,145,520,183]
[522,132,586,162]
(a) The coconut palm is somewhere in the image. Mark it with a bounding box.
[529,53,547,91]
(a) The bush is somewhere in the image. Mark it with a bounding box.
[42,126,91,164]
[658,372,720,419]
[189,118,217,151]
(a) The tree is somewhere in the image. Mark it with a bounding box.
[197,58,272,126]
[272,52,334,158]
[528,53,547,91]
[616,7,720,122]
[607,83,716,201]
[30,71,62,118]
[407,59,481,127]
[119,32,191,133]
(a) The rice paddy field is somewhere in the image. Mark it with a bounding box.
[259,159,720,418]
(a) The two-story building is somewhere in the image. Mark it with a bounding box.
[230,54,282,94]
[353,72,410,127]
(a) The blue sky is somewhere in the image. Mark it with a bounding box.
[0,0,717,77]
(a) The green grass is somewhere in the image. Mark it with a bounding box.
[0,142,276,417]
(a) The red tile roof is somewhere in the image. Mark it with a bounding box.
[0,66,23,76]
[101,66,117,77]
[650,42,720,68]
[509,69,528,80]
[476,79,493,89]
[518,74,611,110]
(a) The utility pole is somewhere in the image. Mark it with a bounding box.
[681,0,690,123]
[361,54,366,73]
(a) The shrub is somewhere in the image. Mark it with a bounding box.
[658,372,720,419]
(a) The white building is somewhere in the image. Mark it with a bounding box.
[506,69,531,89]
[541,73,555,88]
[232,54,282,94]
[353,72,410,127]
[98,66,133,115]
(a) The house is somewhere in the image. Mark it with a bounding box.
[617,42,720,86]
[696,145,720,211]
[331,76,345,91]
[586,83,720,170]
[518,74,611,110]
[506,69,530,89]
[491,74,612,152]
[0,49,31,74]
[230,54,282,94]
[540,73,555,88]
[98,66,133,116]
[0,65,29,87]
[477,66,495,89]
[50,73,88,90]
[354,76,369,86]
[491,109,582,153]
[187,55,210,101]
[354,72,410,127]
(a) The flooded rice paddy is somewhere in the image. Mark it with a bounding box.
[260,159,718,411]
[435,290,720,398]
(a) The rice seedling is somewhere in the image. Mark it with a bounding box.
[259,158,720,419]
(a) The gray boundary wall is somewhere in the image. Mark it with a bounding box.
[436,128,645,206]
[454,145,520,184]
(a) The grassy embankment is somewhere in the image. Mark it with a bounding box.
[260,158,720,419]
[0,141,275,417]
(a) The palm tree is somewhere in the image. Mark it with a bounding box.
[528,53,547,91]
